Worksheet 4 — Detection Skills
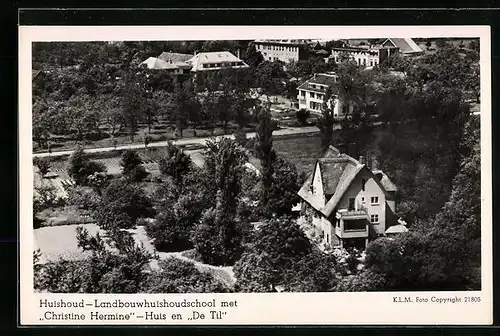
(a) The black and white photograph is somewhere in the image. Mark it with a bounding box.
[19,25,492,325]
[30,35,482,293]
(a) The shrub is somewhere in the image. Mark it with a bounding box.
[66,186,101,211]
[295,109,311,126]
[120,150,148,182]
[67,146,106,185]
[33,157,51,177]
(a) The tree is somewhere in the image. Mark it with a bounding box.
[120,150,148,182]
[33,157,51,177]
[254,106,277,211]
[243,42,264,68]
[66,185,101,211]
[122,78,147,138]
[191,138,248,265]
[233,217,312,291]
[145,259,230,293]
[254,61,287,100]
[158,143,193,188]
[147,192,207,252]
[267,156,302,217]
[67,146,106,185]
[316,87,336,151]
[295,108,310,126]
[94,179,153,231]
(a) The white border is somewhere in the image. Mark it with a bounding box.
[19,25,492,326]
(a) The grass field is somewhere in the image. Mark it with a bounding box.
[273,133,325,174]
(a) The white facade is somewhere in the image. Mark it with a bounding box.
[254,40,308,63]
[330,48,380,68]
[296,73,353,117]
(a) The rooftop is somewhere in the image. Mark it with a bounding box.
[157,52,194,63]
[254,39,312,46]
[297,73,339,93]
[187,51,249,72]
[382,38,423,54]
[297,145,397,217]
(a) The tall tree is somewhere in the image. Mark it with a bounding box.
[254,106,277,210]
[191,138,248,265]
[120,150,148,182]
[316,87,336,151]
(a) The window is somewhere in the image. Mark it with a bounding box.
[361,178,366,191]
[361,197,365,203]
[371,196,379,205]
[348,198,355,211]
[301,90,305,97]
[370,214,379,224]
[310,92,315,99]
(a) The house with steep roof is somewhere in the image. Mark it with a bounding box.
[379,38,423,61]
[296,72,353,117]
[187,51,249,72]
[254,39,312,63]
[297,145,398,250]
[139,55,192,75]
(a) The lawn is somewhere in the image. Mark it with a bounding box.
[273,133,325,175]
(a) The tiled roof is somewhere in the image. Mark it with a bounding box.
[373,170,398,192]
[158,52,194,63]
[187,51,249,72]
[298,145,396,217]
[297,74,339,94]
[382,38,423,54]
[140,57,180,70]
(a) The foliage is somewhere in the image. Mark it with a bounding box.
[94,179,154,231]
[67,146,106,185]
[66,185,101,211]
[145,259,230,293]
[120,150,149,182]
[33,157,51,177]
[316,87,336,151]
[233,217,313,291]
[86,171,109,195]
[158,142,193,188]
[295,108,310,126]
[191,138,248,266]
[147,192,207,252]
[266,156,302,217]
[34,185,65,210]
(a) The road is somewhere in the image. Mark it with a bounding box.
[33,126,320,158]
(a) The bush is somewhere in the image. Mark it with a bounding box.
[33,157,51,177]
[66,186,101,211]
[295,109,311,126]
[67,146,106,185]
[120,150,148,182]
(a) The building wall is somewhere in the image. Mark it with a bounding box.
[336,169,387,236]
[297,89,352,117]
[330,49,380,68]
[255,42,303,63]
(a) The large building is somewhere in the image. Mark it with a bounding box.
[139,52,194,75]
[254,39,311,63]
[298,145,398,250]
[328,46,381,68]
[187,51,249,72]
[296,72,353,117]
[379,38,423,59]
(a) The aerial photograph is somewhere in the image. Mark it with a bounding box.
[31,37,481,293]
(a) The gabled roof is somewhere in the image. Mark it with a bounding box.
[187,51,249,72]
[373,169,398,192]
[385,224,408,234]
[382,38,423,54]
[297,73,339,94]
[298,145,396,217]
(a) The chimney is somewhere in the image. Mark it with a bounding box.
[359,155,365,165]
[237,49,240,59]
[366,155,373,170]
[372,156,380,171]
[194,50,198,56]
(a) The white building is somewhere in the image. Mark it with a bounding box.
[254,39,311,63]
[187,51,249,72]
[328,46,381,68]
[296,73,353,117]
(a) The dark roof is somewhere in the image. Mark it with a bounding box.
[373,170,398,192]
[297,74,339,94]
[297,145,397,217]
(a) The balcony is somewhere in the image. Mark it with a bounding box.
[335,219,369,239]
[338,206,369,220]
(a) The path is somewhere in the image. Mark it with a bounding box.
[33,126,319,158]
